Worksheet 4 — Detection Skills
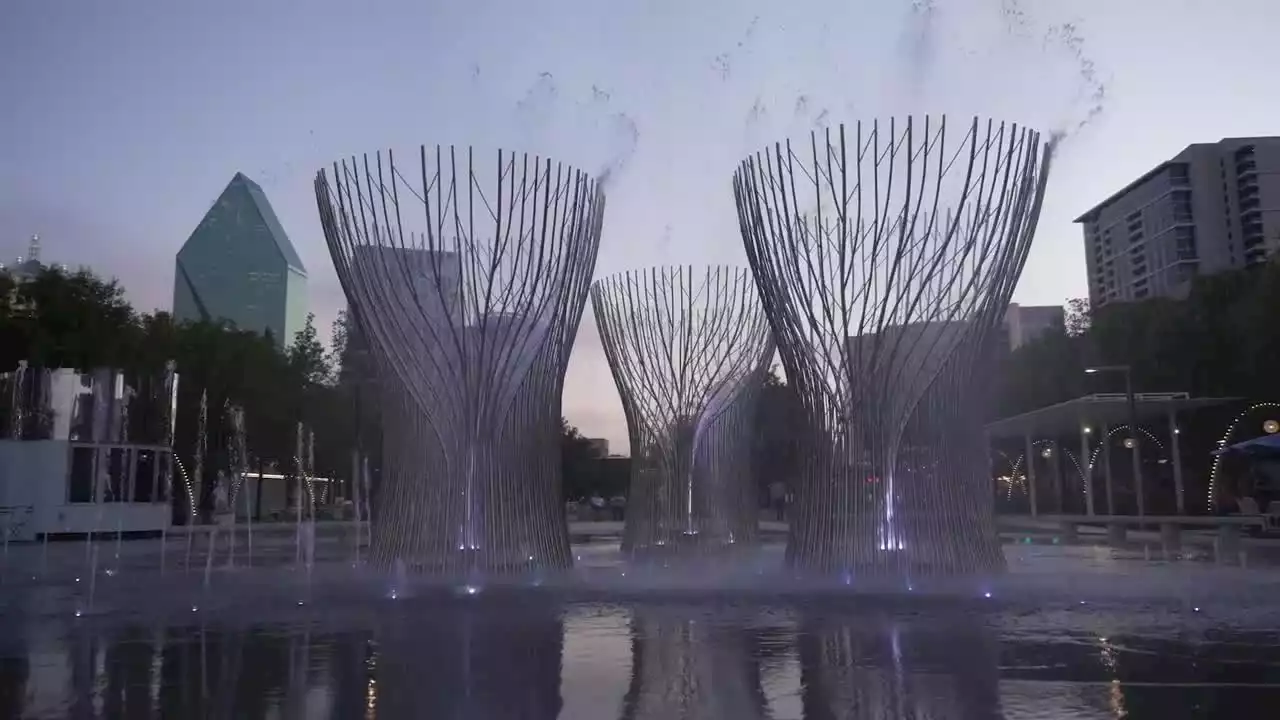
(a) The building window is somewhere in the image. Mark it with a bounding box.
[104,448,130,502]
[134,450,156,502]
[68,446,95,503]
[157,454,172,502]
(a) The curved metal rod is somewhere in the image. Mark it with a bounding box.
[733,116,1053,575]
[591,265,774,555]
[315,145,605,576]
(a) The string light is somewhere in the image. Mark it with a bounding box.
[1086,425,1166,473]
[1207,402,1280,511]
[1008,440,1087,499]
[174,455,196,518]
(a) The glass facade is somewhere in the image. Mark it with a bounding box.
[172,172,308,347]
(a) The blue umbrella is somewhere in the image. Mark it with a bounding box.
[1213,433,1280,456]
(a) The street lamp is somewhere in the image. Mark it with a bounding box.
[1085,365,1144,519]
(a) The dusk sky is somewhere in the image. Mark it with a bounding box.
[2,0,1275,452]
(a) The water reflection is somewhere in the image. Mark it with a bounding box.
[621,605,768,720]
[2,597,1278,718]
[799,610,1001,720]
[370,597,563,718]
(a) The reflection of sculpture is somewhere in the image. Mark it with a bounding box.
[374,600,564,719]
[733,117,1052,574]
[591,266,773,554]
[799,614,1001,719]
[621,606,768,720]
[316,146,604,574]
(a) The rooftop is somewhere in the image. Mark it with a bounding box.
[985,393,1239,439]
[1073,136,1280,224]
[182,172,307,275]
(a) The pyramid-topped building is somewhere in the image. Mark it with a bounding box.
[173,172,308,347]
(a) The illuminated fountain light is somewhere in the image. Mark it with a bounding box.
[1208,402,1280,511]
[1009,440,1087,503]
[315,144,604,576]
[734,117,1054,576]
[590,266,773,556]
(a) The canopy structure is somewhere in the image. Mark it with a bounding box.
[985,393,1239,517]
[1214,432,1280,457]
[985,393,1238,439]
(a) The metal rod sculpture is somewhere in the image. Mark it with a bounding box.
[316,145,604,575]
[591,266,774,555]
[733,116,1052,575]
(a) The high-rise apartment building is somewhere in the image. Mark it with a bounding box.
[1075,137,1280,308]
[173,173,308,347]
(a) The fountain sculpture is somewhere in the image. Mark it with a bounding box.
[314,145,605,575]
[733,116,1053,575]
[591,266,773,555]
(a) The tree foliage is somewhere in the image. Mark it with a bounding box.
[998,262,1280,418]
[754,364,800,498]
[994,262,1280,512]
[0,267,605,514]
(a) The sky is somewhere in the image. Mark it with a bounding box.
[2,0,1277,454]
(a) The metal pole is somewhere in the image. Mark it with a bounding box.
[1169,409,1185,515]
[1102,423,1114,515]
[1024,433,1038,517]
[1051,440,1064,513]
[1125,370,1145,520]
[1081,424,1094,516]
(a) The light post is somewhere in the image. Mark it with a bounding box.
[1085,365,1144,519]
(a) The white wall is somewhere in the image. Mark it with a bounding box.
[0,439,170,539]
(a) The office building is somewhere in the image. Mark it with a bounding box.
[173,173,308,347]
[584,438,609,458]
[1,234,45,280]
[1002,303,1063,350]
[3,234,73,316]
[1075,137,1280,308]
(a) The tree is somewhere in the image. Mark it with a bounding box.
[560,417,599,501]
[288,313,332,388]
[1064,297,1091,336]
[0,267,137,371]
[754,365,800,498]
[991,261,1280,512]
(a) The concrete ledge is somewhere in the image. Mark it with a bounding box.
[1106,522,1127,545]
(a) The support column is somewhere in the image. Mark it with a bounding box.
[1081,424,1094,516]
[1169,410,1185,516]
[1102,423,1114,516]
[1024,433,1038,517]
[1132,431,1145,521]
[1050,440,1064,513]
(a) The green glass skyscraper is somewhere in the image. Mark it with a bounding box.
[173,172,308,347]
